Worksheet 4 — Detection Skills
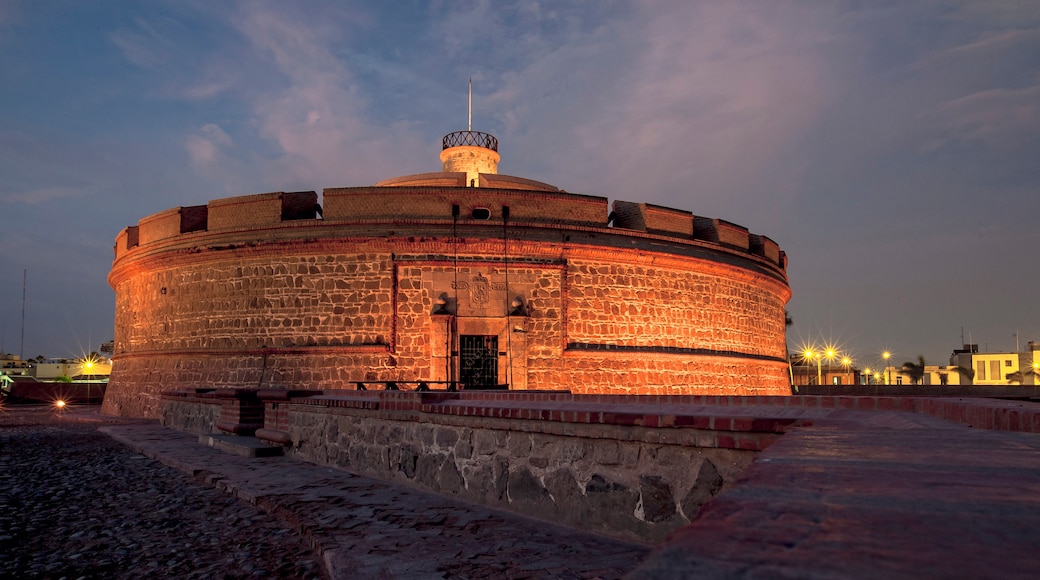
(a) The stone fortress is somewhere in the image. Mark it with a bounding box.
[103,123,791,418]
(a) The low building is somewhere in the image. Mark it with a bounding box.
[790,357,860,386]
[0,353,31,378]
[947,342,1039,385]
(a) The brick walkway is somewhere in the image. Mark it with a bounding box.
[98,420,649,579]
[631,409,1040,579]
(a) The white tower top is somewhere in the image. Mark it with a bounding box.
[440,79,499,186]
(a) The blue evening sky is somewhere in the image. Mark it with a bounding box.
[1,1,1038,369]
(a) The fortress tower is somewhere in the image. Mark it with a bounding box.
[103,97,792,418]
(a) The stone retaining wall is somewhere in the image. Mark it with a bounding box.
[159,390,794,543]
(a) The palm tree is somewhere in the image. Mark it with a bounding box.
[1024,364,1040,385]
[901,355,926,385]
[949,365,975,385]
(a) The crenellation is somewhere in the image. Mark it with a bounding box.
[137,207,183,245]
[208,191,283,231]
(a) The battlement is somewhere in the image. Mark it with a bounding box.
[113,186,785,272]
[610,201,784,268]
[322,186,606,226]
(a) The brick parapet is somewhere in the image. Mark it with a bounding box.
[160,389,1040,436]
[323,186,606,227]
[114,187,787,274]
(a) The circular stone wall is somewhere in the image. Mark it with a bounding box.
[103,187,791,417]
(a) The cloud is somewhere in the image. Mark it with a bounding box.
[186,123,233,167]
[470,0,832,221]
[110,17,175,68]
[920,84,1040,151]
[0,186,84,205]
[224,4,428,188]
[181,77,236,100]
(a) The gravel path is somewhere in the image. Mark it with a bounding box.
[0,407,326,579]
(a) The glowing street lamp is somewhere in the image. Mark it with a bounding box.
[803,348,822,385]
[822,347,838,384]
[882,351,892,385]
[839,355,852,384]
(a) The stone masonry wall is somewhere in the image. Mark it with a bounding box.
[112,252,395,353]
[564,259,787,358]
[284,403,755,544]
[106,238,789,417]
[108,186,791,418]
[103,350,390,418]
[160,397,222,435]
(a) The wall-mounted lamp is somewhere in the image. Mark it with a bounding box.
[509,296,528,316]
[433,293,451,315]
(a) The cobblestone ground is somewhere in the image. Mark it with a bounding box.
[0,406,326,579]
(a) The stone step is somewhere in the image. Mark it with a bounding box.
[199,434,284,458]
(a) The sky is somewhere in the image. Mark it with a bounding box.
[1,0,1038,370]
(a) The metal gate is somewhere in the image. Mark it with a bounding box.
[460,335,498,389]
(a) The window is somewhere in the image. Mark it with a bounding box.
[832,376,841,385]
[977,363,987,381]
[896,376,903,385]
[990,360,1000,381]
[1005,360,1013,367]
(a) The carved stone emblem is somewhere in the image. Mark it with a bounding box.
[472,272,490,304]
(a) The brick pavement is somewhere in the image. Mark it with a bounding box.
[631,410,1040,579]
[98,420,650,579]
[69,394,1040,579]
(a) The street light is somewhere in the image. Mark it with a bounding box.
[81,357,95,405]
[840,356,852,385]
[882,351,892,385]
[802,348,821,385]
[823,348,838,384]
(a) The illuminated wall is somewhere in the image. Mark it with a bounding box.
[104,187,791,418]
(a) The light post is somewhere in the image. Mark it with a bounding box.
[823,348,837,384]
[840,356,852,385]
[882,351,892,385]
[863,367,872,385]
[802,348,821,385]
[83,359,93,404]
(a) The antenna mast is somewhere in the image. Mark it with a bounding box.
[20,269,26,359]
[468,78,472,131]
